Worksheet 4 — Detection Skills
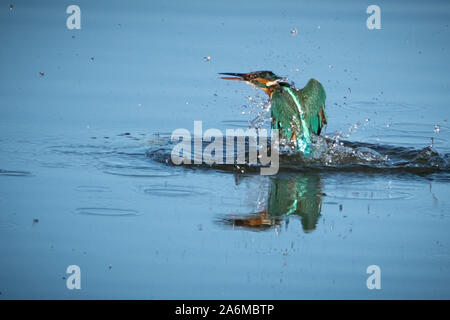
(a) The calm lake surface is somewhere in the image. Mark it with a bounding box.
[1,0,450,299]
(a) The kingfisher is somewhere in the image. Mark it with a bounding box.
[220,71,327,156]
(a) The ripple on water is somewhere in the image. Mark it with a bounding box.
[139,184,209,197]
[367,121,449,148]
[47,144,110,156]
[367,133,447,149]
[342,101,421,113]
[103,165,179,178]
[0,169,32,177]
[389,122,450,131]
[74,207,139,217]
[100,156,179,178]
[221,120,252,128]
[326,189,412,200]
[75,186,112,193]
[0,220,20,230]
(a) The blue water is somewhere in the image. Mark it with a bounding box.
[1,0,450,299]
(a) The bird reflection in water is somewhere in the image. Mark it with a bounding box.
[218,174,324,232]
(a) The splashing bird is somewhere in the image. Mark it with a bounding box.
[220,71,327,155]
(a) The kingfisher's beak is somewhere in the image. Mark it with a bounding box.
[219,72,247,81]
[219,72,273,97]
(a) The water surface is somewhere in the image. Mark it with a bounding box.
[1,0,450,299]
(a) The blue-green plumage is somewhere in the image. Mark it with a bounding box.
[271,78,327,154]
[220,71,327,155]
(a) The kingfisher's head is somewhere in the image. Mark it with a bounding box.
[219,71,289,96]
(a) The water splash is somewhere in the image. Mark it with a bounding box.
[146,134,450,175]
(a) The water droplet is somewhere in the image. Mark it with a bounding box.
[9,4,13,10]
[203,56,211,62]
[434,124,440,133]
[290,28,298,35]
[39,72,45,76]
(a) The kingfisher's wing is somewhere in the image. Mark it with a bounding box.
[270,88,303,141]
[297,79,327,135]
